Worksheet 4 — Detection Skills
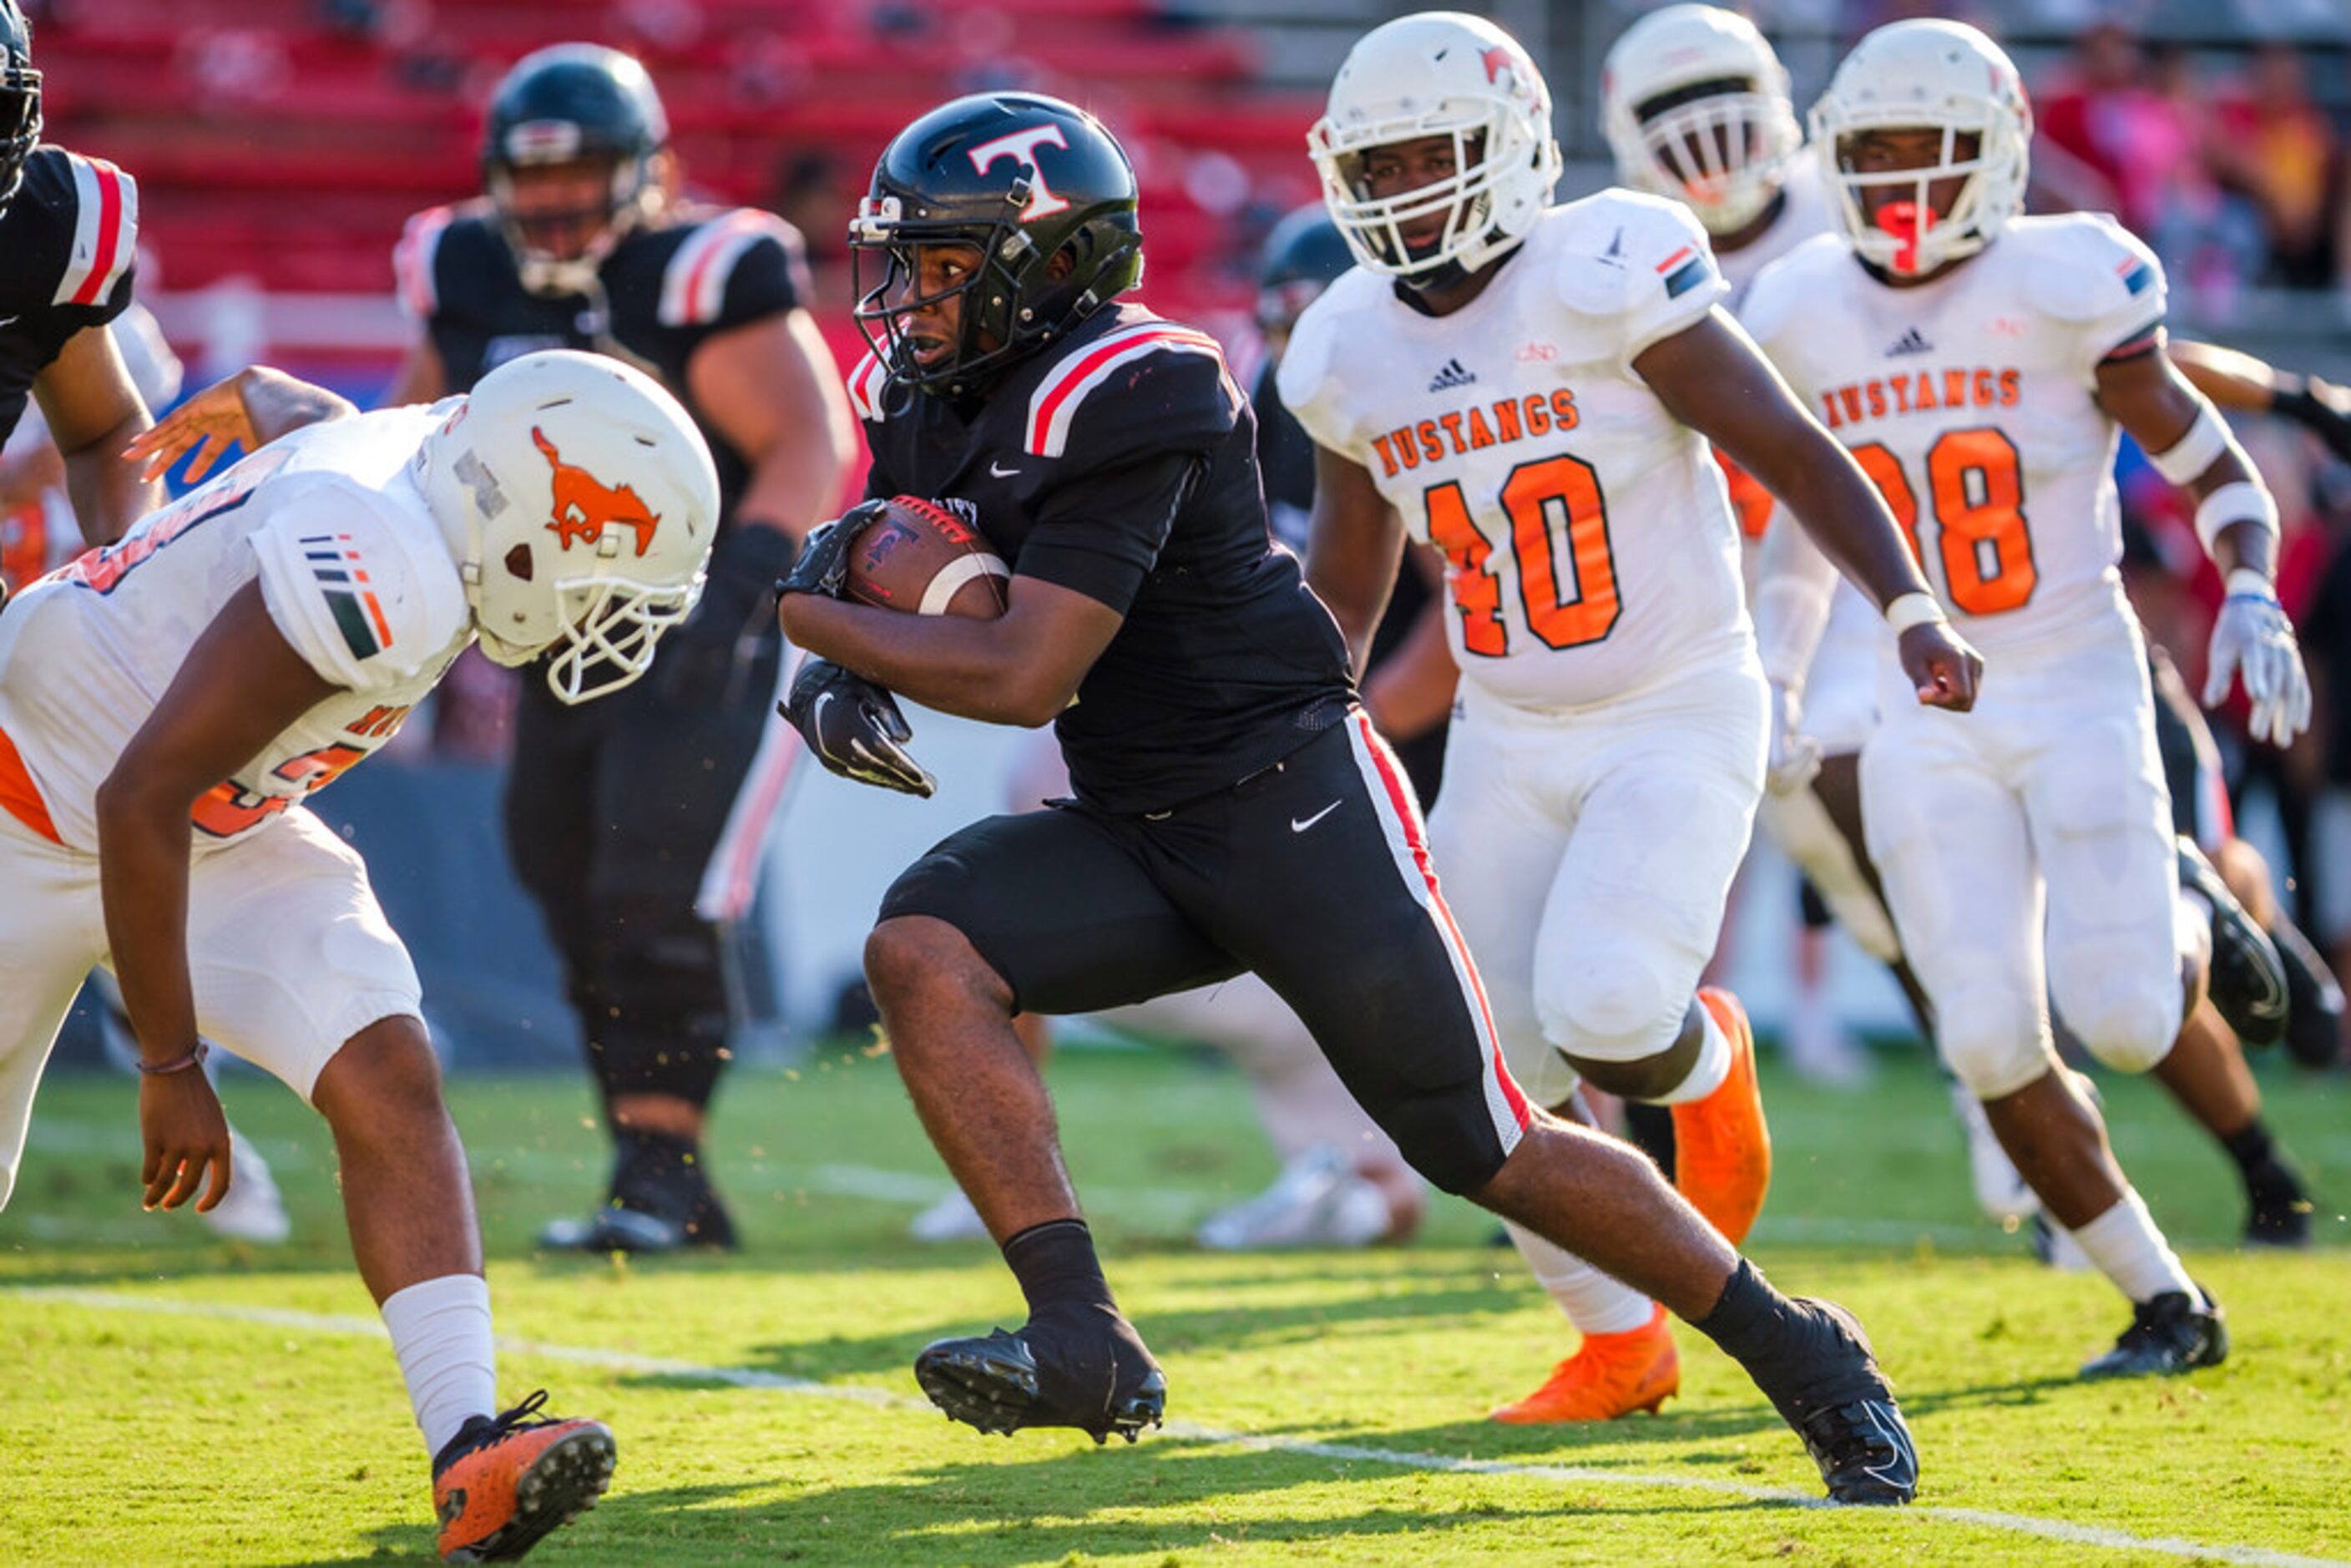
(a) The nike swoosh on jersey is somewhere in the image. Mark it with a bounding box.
[990,460,1020,478]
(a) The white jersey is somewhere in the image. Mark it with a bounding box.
[1743,212,2166,657]
[1281,190,1747,711]
[1710,159,1837,559]
[1717,157,1833,308]
[0,407,473,852]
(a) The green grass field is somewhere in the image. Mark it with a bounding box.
[3,1039,2348,1565]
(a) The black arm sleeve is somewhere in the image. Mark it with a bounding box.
[1014,450,1197,615]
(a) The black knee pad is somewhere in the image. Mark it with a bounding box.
[1368,1077,1517,1196]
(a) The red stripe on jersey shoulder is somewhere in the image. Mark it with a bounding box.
[845,350,891,423]
[63,154,138,307]
[664,208,796,326]
[393,205,456,320]
[1024,319,1227,458]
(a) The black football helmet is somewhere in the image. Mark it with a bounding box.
[0,0,40,209]
[850,92,1143,397]
[481,43,667,295]
[1255,203,1352,344]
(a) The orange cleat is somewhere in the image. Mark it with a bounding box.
[1490,1303,1681,1423]
[1673,988,1772,1246]
[432,1391,615,1562]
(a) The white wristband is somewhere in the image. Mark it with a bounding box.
[2194,479,2279,555]
[2224,567,2278,602]
[1884,591,1947,633]
[2147,404,2231,486]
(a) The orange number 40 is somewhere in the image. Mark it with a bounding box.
[1423,454,1620,658]
[1848,427,2036,617]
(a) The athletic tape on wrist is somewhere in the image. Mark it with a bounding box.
[2195,480,2280,556]
[2147,404,2231,486]
[2224,566,2278,602]
[1883,591,1948,633]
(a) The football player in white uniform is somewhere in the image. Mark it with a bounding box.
[0,349,716,1559]
[1600,3,1894,1094]
[1746,20,2313,1377]
[1287,11,1980,1424]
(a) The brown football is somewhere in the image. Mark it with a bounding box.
[843,495,1010,619]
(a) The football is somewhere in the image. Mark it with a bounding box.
[844,495,1010,619]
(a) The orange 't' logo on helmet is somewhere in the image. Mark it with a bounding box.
[533,427,661,557]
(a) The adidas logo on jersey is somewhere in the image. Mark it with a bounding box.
[1428,358,1477,392]
[1885,326,1935,357]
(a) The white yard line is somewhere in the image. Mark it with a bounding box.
[10,1286,2342,1568]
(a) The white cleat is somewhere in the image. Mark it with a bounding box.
[908,1188,990,1244]
[201,1126,291,1246]
[1196,1145,1393,1251]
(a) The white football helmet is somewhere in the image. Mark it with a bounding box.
[414,349,717,704]
[1600,5,1802,235]
[1810,19,2032,276]
[1307,11,1562,281]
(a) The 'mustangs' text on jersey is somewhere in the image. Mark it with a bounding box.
[1280,190,1750,713]
[1742,212,2166,656]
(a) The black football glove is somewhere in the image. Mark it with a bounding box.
[659,524,794,704]
[776,498,890,601]
[2274,375,2351,467]
[781,655,936,798]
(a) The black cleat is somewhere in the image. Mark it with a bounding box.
[2078,1286,2228,1379]
[538,1168,738,1254]
[2269,912,2346,1070]
[915,1307,1166,1444]
[1752,1298,1919,1505]
[2246,1164,2314,1249]
[2178,839,2289,1048]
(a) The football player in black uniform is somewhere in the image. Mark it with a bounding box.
[776,91,1920,1504]
[387,43,855,1252]
[0,0,159,583]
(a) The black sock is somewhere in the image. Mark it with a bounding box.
[613,1127,703,1210]
[1003,1218,1115,1318]
[2220,1120,2275,1180]
[1690,1257,1792,1365]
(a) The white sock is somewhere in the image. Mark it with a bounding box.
[382,1274,498,1457]
[1504,1220,1656,1337]
[2069,1189,2197,1304]
[1649,1000,1732,1106]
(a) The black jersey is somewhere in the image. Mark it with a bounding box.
[0,145,139,444]
[849,304,1355,813]
[1249,357,1429,672]
[394,200,809,517]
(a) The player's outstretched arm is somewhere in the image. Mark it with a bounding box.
[34,321,159,548]
[125,367,357,486]
[1637,311,1981,712]
[2171,338,2351,465]
[94,581,342,1213]
[1301,443,1406,677]
[2097,338,2311,746]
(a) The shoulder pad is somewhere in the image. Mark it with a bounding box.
[250,477,470,689]
[1550,190,1712,318]
[1737,234,1843,346]
[2018,213,2162,324]
[845,348,892,425]
[393,205,459,320]
[1275,278,1363,455]
[1024,317,1238,460]
[657,208,804,327]
[28,148,139,311]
